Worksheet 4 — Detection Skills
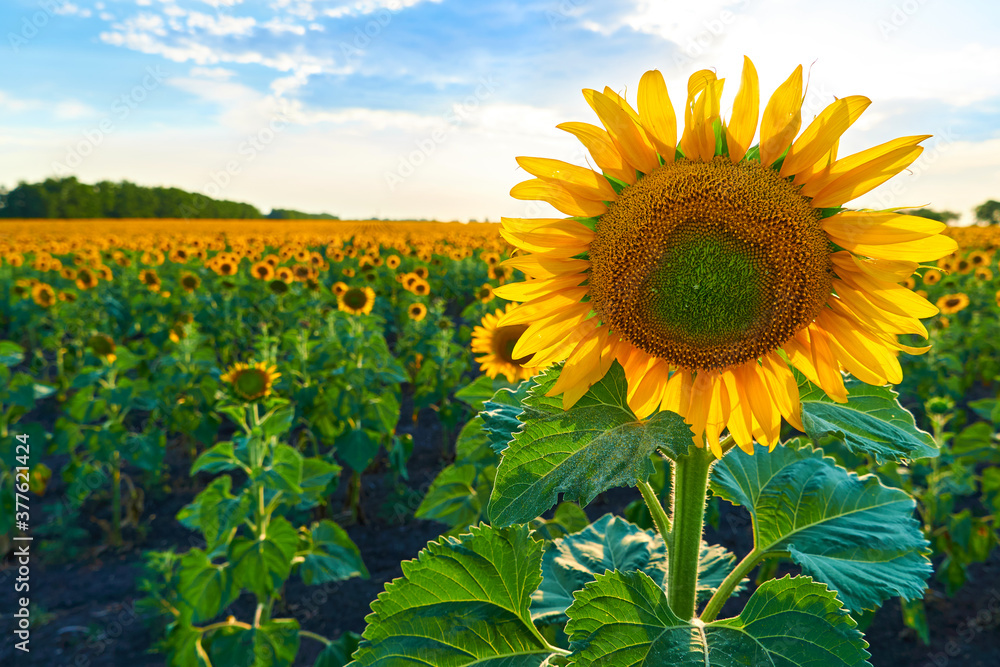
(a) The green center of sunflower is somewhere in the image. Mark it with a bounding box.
[343,287,369,310]
[233,369,269,399]
[588,157,832,371]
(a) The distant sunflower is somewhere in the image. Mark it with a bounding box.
[975,267,993,281]
[276,267,295,283]
[251,261,275,280]
[75,268,99,290]
[386,255,401,269]
[923,269,942,285]
[180,272,201,293]
[472,303,538,383]
[477,283,495,303]
[87,333,117,363]
[408,302,428,321]
[331,281,348,296]
[937,293,969,315]
[221,361,281,401]
[338,286,375,315]
[140,269,161,291]
[496,57,957,456]
[411,278,430,296]
[31,283,56,308]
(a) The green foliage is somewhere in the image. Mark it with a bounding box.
[711,442,933,612]
[488,362,692,526]
[797,371,938,463]
[530,514,743,625]
[565,572,870,666]
[351,523,556,666]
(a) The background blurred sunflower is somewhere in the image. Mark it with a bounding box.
[408,302,428,321]
[221,361,281,401]
[338,286,376,315]
[497,56,957,456]
[937,293,970,314]
[471,303,538,383]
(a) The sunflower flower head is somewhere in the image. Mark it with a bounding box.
[221,361,281,401]
[87,333,117,363]
[497,56,957,457]
[338,286,376,315]
[471,303,541,383]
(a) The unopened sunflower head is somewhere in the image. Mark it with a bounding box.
[221,361,281,401]
[471,303,541,383]
[496,56,957,457]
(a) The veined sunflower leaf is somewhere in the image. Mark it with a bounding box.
[530,514,743,625]
[207,618,300,667]
[314,631,361,666]
[565,571,870,666]
[230,516,299,599]
[480,377,538,454]
[454,414,497,467]
[797,372,938,463]
[710,442,932,612]
[488,362,691,526]
[351,523,555,666]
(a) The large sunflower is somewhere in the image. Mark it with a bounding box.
[496,57,957,457]
[471,303,539,383]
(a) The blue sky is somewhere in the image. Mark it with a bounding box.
[1,0,998,222]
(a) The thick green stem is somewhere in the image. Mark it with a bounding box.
[667,445,714,621]
[637,480,671,546]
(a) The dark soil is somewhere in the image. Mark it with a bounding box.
[2,406,999,667]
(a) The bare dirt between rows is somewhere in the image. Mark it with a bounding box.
[2,405,999,667]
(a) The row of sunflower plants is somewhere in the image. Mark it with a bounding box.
[138,390,368,666]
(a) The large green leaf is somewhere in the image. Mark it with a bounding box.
[0,341,24,367]
[350,523,555,666]
[530,514,742,624]
[797,372,937,463]
[298,520,369,585]
[488,363,692,526]
[565,572,870,666]
[176,476,251,552]
[711,442,932,611]
[454,414,497,468]
[230,516,299,598]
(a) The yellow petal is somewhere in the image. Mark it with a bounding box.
[661,367,693,416]
[510,179,608,217]
[759,65,803,167]
[556,121,635,184]
[500,255,590,279]
[627,359,671,419]
[638,69,677,162]
[516,156,618,201]
[834,269,938,318]
[679,69,717,160]
[493,272,588,301]
[725,56,759,163]
[822,211,945,245]
[584,89,660,175]
[835,236,958,262]
[810,146,925,208]
[799,135,930,197]
[829,286,928,338]
[780,96,870,178]
[512,301,593,358]
[498,287,590,326]
[720,369,754,454]
[830,250,918,283]
[761,352,803,432]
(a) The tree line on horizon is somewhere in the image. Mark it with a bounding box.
[0,177,339,220]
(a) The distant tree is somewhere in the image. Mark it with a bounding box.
[904,208,960,223]
[975,200,1000,225]
[267,208,339,219]
[0,176,264,218]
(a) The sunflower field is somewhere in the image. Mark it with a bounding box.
[2,61,1000,667]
